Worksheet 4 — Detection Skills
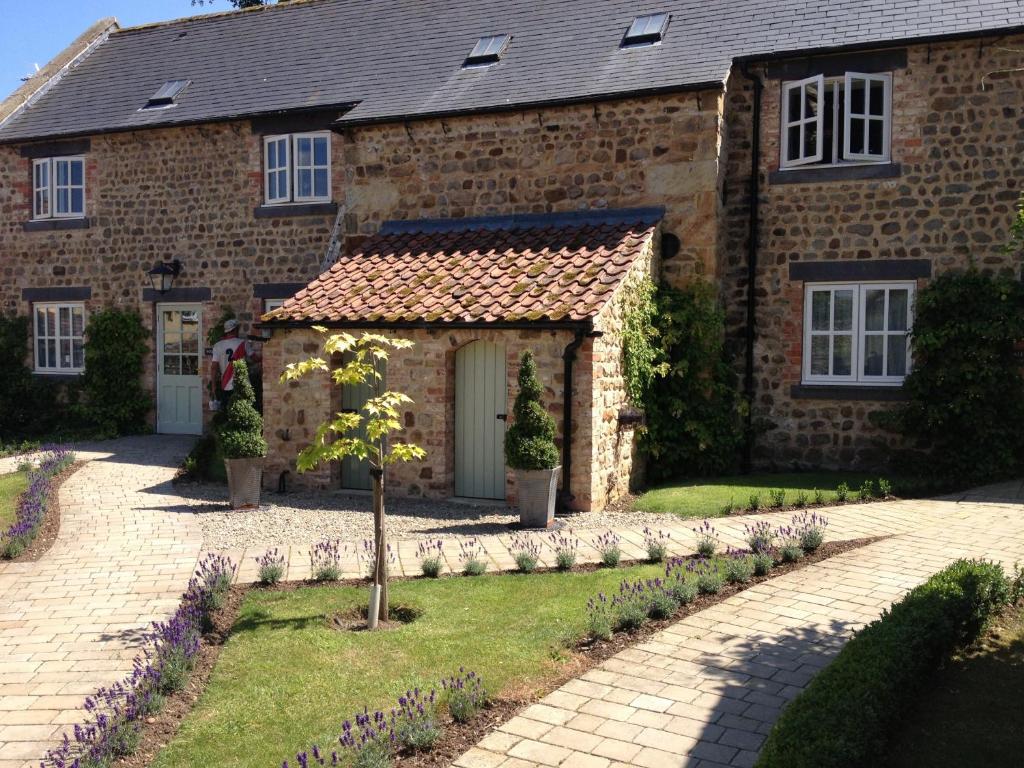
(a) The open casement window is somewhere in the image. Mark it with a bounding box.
[32,157,85,219]
[844,72,892,162]
[263,132,330,205]
[781,75,824,168]
[802,282,914,386]
[34,303,86,374]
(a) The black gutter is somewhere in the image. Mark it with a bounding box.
[558,324,600,514]
[739,62,763,474]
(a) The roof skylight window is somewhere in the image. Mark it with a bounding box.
[622,13,670,46]
[143,80,191,110]
[464,34,511,67]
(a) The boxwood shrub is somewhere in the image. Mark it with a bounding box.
[756,559,1010,768]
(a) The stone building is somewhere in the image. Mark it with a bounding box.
[1,0,1022,509]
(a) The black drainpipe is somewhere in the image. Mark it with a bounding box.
[558,323,595,513]
[739,62,763,474]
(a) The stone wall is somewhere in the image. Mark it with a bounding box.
[339,91,725,284]
[721,36,1024,469]
[262,325,602,509]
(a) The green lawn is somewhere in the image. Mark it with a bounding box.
[0,471,28,532]
[885,605,1024,767]
[154,564,671,768]
[635,471,879,518]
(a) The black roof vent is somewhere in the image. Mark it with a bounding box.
[464,34,510,67]
[622,13,670,47]
[143,80,191,110]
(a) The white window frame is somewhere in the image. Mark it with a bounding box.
[263,298,286,312]
[263,135,291,205]
[780,75,824,168]
[262,132,331,206]
[802,281,914,386]
[32,156,85,220]
[33,302,86,374]
[843,72,892,162]
[780,72,893,170]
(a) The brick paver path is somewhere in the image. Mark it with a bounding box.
[452,480,1024,768]
[0,436,200,768]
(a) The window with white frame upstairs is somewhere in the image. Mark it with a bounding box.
[263,132,331,205]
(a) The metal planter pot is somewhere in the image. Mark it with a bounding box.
[515,466,561,529]
[225,457,264,509]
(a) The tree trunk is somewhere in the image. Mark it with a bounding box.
[371,468,388,624]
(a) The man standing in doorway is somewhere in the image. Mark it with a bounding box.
[211,318,247,410]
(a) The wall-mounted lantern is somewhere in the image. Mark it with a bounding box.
[147,259,182,294]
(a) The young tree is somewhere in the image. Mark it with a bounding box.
[281,330,425,624]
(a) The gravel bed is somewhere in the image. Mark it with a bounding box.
[172,482,666,549]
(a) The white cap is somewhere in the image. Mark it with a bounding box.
[224,318,240,333]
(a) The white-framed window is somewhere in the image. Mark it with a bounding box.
[264,298,286,312]
[33,303,86,374]
[32,157,85,219]
[802,282,914,386]
[781,72,892,169]
[262,132,331,205]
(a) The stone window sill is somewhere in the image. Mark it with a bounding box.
[23,218,91,232]
[254,202,338,219]
[769,163,901,185]
[791,384,908,402]
[31,372,83,383]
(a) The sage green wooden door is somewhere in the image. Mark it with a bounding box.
[156,305,203,435]
[455,341,507,500]
[340,352,376,491]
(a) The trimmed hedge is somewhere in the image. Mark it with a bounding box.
[756,559,1011,768]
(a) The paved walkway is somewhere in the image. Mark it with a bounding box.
[0,435,1021,768]
[0,436,200,768]
[452,480,1024,768]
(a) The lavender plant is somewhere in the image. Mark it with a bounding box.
[586,593,614,640]
[694,559,725,594]
[459,538,487,576]
[693,520,719,557]
[645,578,678,619]
[393,688,440,752]
[752,550,774,576]
[593,531,621,568]
[612,579,650,631]
[549,530,579,571]
[1,445,74,559]
[642,527,670,563]
[776,525,805,562]
[723,548,755,584]
[793,511,828,552]
[189,552,236,631]
[442,668,488,723]
[362,540,396,579]
[256,548,286,585]
[310,539,344,582]
[417,539,444,578]
[744,520,775,554]
[510,534,541,573]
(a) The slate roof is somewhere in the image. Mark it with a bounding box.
[264,209,662,325]
[2,0,1023,143]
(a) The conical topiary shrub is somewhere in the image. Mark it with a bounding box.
[219,361,267,459]
[505,351,559,471]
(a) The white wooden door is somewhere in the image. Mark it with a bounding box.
[455,341,507,500]
[157,305,203,435]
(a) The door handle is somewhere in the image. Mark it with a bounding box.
[496,414,507,421]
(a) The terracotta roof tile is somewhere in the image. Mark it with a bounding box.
[268,215,658,326]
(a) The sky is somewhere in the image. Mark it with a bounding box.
[0,0,226,98]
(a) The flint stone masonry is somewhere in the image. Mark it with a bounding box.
[720,35,1024,470]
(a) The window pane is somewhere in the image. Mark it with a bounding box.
[803,120,818,159]
[72,307,84,336]
[56,161,69,186]
[313,137,328,165]
[888,290,909,331]
[59,307,70,337]
[297,168,312,198]
[47,339,56,368]
[887,335,907,377]
[70,160,83,185]
[57,189,70,214]
[314,168,329,197]
[60,339,71,369]
[833,336,852,376]
[811,335,829,375]
[811,291,831,331]
[268,142,278,168]
[73,340,84,369]
[164,335,181,355]
[868,120,884,156]
[849,118,865,155]
[787,125,801,162]
[788,87,801,122]
[803,83,819,119]
[182,355,199,376]
[268,174,278,200]
[46,307,56,336]
[71,188,84,214]
[163,356,181,376]
[864,289,885,331]
[850,79,866,114]
[296,138,311,166]
[36,307,45,336]
[863,335,884,376]
[37,339,46,368]
[834,290,853,331]
[869,80,885,116]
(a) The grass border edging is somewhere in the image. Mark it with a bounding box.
[0,446,74,559]
[755,558,1012,768]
